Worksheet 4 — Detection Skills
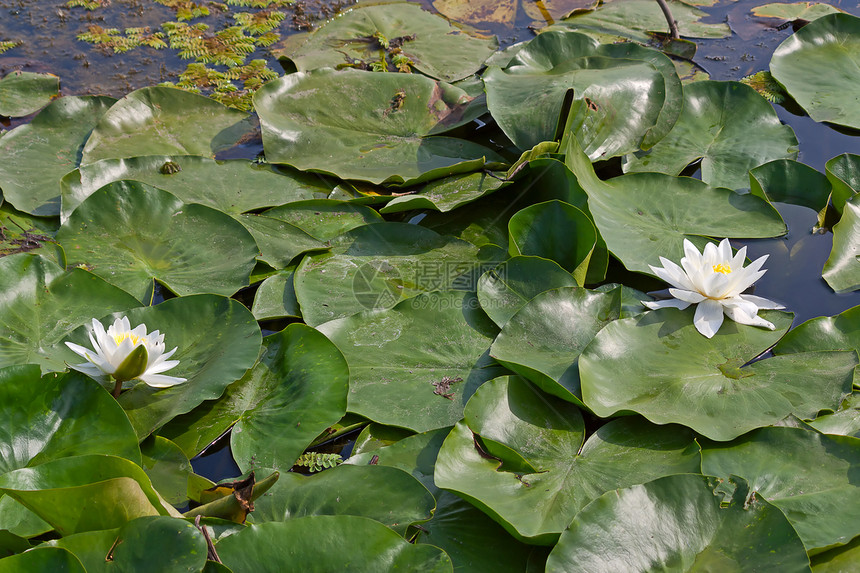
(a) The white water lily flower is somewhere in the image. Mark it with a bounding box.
[642,238,784,338]
[66,317,186,395]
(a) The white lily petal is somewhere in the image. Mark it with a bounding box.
[720,296,761,319]
[139,373,188,388]
[145,360,181,375]
[724,306,776,330]
[694,299,724,338]
[642,298,691,310]
[651,260,696,291]
[65,341,93,360]
[739,294,785,310]
[668,288,707,304]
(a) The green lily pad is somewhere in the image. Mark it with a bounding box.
[774,304,859,355]
[250,464,434,536]
[0,96,115,216]
[294,222,482,326]
[0,254,141,372]
[251,267,301,321]
[477,256,578,328]
[507,201,596,284]
[276,2,497,82]
[61,156,334,222]
[254,68,502,185]
[623,80,799,190]
[490,287,620,405]
[229,324,349,472]
[752,2,845,21]
[807,393,860,438]
[580,308,857,440]
[49,516,207,573]
[484,29,676,156]
[380,171,510,214]
[215,516,452,572]
[54,294,262,439]
[771,13,860,130]
[237,214,327,269]
[826,153,859,214]
[563,127,786,274]
[0,548,85,573]
[822,195,860,293]
[812,535,860,572]
[317,291,502,433]
[558,0,731,42]
[545,474,809,572]
[0,71,58,117]
[434,376,701,544]
[702,426,860,551]
[0,365,140,475]
[262,199,384,241]
[56,181,259,303]
[0,495,53,538]
[348,428,544,570]
[81,86,253,164]
[140,436,193,506]
[0,455,176,536]
[749,159,833,213]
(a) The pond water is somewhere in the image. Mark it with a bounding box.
[2,0,858,479]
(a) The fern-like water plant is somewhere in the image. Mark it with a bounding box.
[293,452,343,473]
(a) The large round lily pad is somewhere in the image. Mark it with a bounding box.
[0,365,140,475]
[215,516,452,572]
[490,287,620,404]
[770,13,860,130]
[434,376,701,544]
[277,1,497,82]
[56,181,259,303]
[0,254,141,372]
[579,307,856,440]
[317,291,503,433]
[60,155,334,222]
[254,68,502,185]
[623,80,799,191]
[822,195,860,293]
[0,71,58,117]
[0,96,115,216]
[81,86,253,164]
[544,474,809,572]
[562,131,786,274]
[702,426,860,551]
[484,29,677,156]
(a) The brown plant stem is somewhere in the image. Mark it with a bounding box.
[112,377,122,398]
[655,0,680,39]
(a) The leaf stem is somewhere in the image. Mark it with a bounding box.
[655,0,680,39]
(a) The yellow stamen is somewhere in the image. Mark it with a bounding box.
[713,263,732,274]
[113,333,145,346]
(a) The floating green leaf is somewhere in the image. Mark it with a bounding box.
[56,182,259,303]
[0,366,140,474]
[702,426,860,551]
[276,2,497,82]
[749,159,832,212]
[0,96,115,216]
[826,153,859,214]
[0,71,58,117]
[770,13,860,130]
[251,464,434,535]
[262,200,384,241]
[545,475,809,572]
[317,291,502,433]
[580,307,856,440]
[490,287,620,405]
[251,267,300,320]
[822,195,860,293]
[435,376,700,543]
[0,548,85,573]
[380,171,509,214]
[61,156,334,222]
[624,81,798,190]
[81,86,253,164]
[0,254,141,372]
[254,68,502,185]
[215,516,453,571]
